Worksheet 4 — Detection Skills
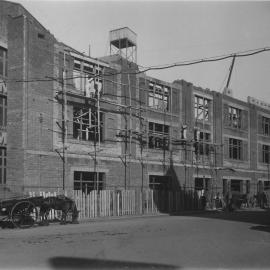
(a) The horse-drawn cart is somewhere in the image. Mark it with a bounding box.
[0,196,44,229]
[0,195,78,229]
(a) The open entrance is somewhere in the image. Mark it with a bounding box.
[223,179,250,195]
[230,180,241,193]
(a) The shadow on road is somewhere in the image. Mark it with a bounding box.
[49,257,178,269]
[172,209,270,232]
[250,225,270,233]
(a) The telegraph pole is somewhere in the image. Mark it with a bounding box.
[226,55,236,89]
[62,51,67,191]
[128,73,132,188]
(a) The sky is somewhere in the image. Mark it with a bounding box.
[14,0,270,103]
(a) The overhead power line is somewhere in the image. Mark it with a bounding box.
[136,46,270,74]
[3,46,270,83]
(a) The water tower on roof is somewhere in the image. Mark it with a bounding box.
[109,27,137,63]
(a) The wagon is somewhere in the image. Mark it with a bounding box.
[0,196,44,229]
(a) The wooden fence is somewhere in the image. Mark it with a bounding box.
[29,189,202,221]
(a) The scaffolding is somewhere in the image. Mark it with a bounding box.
[56,44,227,201]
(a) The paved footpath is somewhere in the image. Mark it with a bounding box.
[0,209,270,270]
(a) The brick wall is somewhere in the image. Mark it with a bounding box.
[7,15,26,189]
[7,13,56,191]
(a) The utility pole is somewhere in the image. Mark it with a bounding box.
[226,55,236,89]
[61,51,67,191]
[96,64,101,193]
[128,73,132,189]
[124,111,127,190]
[139,97,145,214]
[93,107,97,191]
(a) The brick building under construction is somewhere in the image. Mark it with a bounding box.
[1,1,270,204]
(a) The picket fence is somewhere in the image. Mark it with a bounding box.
[29,189,201,221]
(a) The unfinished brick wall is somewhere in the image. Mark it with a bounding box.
[7,14,56,191]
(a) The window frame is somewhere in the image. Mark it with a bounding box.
[194,95,210,121]
[228,106,242,129]
[0,97,7,128]
[0,47,8,78]
[197,131,211,156]
[229,138,242,160]
[0,147,6,184]
[262,144,270,164]
[74,171,104,193]
[72,58,103,96]
[262,116,270,136]
[148,122,170,150]
[73,107,104,142]
[148,82,170,111]
[149,175,171,190]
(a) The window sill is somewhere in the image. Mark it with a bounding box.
[224,125,248,132]
[194,119,212,123]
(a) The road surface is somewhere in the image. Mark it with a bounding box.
[0,210,270,269]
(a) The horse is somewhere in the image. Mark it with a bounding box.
[39,195,79,225]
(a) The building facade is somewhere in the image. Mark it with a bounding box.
[1,1,270,202]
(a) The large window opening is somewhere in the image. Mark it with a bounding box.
[0,47,8,78]
[197,131,211,156]
[148,122,169,150]
[0,97,7,128]
[229,138,242,160]
[0,147,6,184]
[73,107,104,142]
[149,175,171,190]
[148,82,170,111]
[262,145,270,164]
[262,116,270,136]
[72,58,103,97]
[194,95,210,121]
[228,106,242,128]
[74,171,104,193]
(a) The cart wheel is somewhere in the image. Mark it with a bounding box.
[11,201,38,229]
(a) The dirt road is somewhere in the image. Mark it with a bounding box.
[0,210,270,269]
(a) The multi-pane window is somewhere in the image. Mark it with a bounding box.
[72,58,103,97]
[198,132,211,156]
[229,138,242,160]
[228,106,241,128]
[0,147,6,184]
[0,97,7,128]
[262,145,270,164]
[73,107,103,142]
[74,171,104,193]
[148,122,169,150]
[194,95,210,121]
[149,175,170,190]
[148,82,170,111]
[262,116,270,136]
[194,131,211,156]
[0,47,8,77]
